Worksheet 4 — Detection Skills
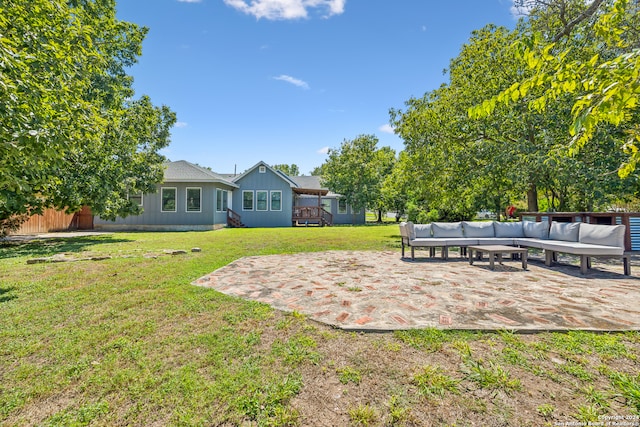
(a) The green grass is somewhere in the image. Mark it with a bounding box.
[1,225,639,425]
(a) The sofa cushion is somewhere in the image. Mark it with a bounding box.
[578,223,625,248]
[549,221,580,242]
[414,224,432,238]
[462,221,495,238]
[514,238,547,249]
[404,221,417,240]
[542,240,624,256]
[523,221,549,239]
[493,221,525,238]
[409,238,449,247]
[431,222,464,238]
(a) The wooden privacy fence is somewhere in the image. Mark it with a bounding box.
[11,206,93,235]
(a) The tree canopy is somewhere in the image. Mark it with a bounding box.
[387,0,638,220]
[272,164,300,176]
[471,0,640,177]
[320,135,396,220]
[0,0,176,232]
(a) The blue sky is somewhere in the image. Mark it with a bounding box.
[116,0,523,175]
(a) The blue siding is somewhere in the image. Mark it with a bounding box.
[94,182,235,230]
[231,166,294,227]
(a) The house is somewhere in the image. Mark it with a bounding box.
[93,160,365,231]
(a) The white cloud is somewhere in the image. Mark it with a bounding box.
[510,0,532,18]
[317,146,330,154]
[174,121,188,128]
[273,74,310,89]
[177,0,202,3]
[223,0,346,20]
[379,124,395,134]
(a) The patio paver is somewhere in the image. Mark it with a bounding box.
[192,250,640,332]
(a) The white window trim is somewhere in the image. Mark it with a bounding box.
[161,187,177,213]
[259,165,266,173]
[185,187,202,213]
[270,190,282,211]
[256,190,268,211]
[242,190,254,211]
[128,192,143,207]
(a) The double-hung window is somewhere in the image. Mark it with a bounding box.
[242,191,254,211]
[256,191,268,211]
[338,198,348,214]
[186,187,201,212]
[216,189,228,212]
[270,191,282,211]
[161,188,177,212]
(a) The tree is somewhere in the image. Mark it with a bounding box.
[390,4,637,219]
[471,0,640,177]
[0,0,175,233]
[321,135,395,221]
[272,164,300,176]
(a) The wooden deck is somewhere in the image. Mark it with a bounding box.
[292,206,333,226]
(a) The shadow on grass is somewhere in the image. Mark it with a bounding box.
[0,286,17,303]
[0,236,134,260]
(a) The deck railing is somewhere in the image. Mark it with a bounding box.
[292,206,333,226]
[226,208,244,227]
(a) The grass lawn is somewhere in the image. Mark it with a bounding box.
[1,225,639,426]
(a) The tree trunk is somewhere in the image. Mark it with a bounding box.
[527,184,539,212]
[376,209,383,223]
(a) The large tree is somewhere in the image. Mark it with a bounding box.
[0,0,175,233]
[390,2,637,218]
[321,135,395,221]
[471,0,640,177]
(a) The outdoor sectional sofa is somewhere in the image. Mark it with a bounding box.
[399,220,630,275]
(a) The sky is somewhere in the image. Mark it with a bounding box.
[116,0,524,175]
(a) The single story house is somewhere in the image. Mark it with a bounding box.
[94,160,365,231]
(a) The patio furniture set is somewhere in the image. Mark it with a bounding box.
[399,220,630,275]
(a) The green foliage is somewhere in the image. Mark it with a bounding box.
[412,365,460,398]
[321,135,396,213]
[394,328,448,352]
[337,366,362,385]
[536,403,555,419]
[348,404,378,426]
[272,164,300,177]
[472,0,640,178]
[390,1,639,216]
[0,0,175,223]
[462,359,522,394]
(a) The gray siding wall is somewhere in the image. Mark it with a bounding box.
[231,167,293,227]
[95,182,234,230]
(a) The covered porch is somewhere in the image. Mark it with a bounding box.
[292,188,333,226]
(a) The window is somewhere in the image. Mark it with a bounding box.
[338,198,348,214]
[186,187,201,212]
[259,165,266,173]
[256,191,268,211]
[128,192,143,207]
[270,191,282,211]
[216,189,228,212]
[161,188,177,212]
[243,191,254,210]
[321,199,331,212]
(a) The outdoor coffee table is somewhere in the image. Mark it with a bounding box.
[468,245,528,270]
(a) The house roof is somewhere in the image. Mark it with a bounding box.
[163,160,239,188]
